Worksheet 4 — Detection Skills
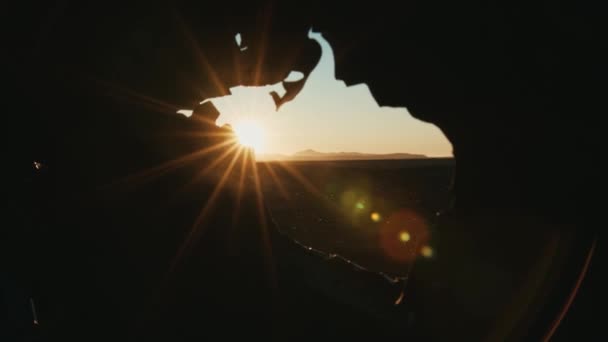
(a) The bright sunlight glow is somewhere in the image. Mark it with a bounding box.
[234,120,265,152]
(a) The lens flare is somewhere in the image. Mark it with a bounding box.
[421,245,434,258]
[371,212,382,222]
[379,209,430,263]
[399,231,411,242]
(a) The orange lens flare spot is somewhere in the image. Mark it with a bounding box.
[379,209,429,263]
[370,212,382,222]
[421,245,434,258]
[399,231,411,242]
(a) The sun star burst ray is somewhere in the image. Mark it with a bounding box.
[105,138,238,190]
[250,152,277,288]
[261,162,290,200]
[170,147,244,270]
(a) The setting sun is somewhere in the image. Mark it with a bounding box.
[234,120,265,152]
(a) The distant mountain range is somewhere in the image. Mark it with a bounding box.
[257,149,428,161]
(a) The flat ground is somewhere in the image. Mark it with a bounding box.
[257,158,455,275]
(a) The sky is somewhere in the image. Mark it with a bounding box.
[180,30,452,158]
